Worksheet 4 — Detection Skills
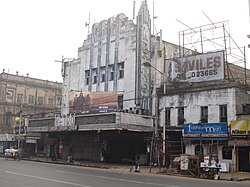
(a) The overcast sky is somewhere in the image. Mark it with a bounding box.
[0,0,249,82]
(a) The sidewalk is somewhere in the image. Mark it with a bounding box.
[23,156,250,182]
[138,166,250,182]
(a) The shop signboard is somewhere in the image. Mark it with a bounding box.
[230,120,250,136]
[54,114,75,126]
[51,114,76,131]
[183,123,228,139]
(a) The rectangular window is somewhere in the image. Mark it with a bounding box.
[165,108,171,126]
[201,106,208,123]
[110,65,114,81]
[118,95,123,110]
[243,104,250,114]
[93,69,97,84]
[37,96,44,105]
[178,107,185,125]
[220,105,227,122]
[85,71,90,85]
[119,62,124,79]
[93,76,97,84]
[48,98,54,106]
[101,74,105,82]
[100,68,105,83]
[119,70,124,79]
[17,94,23,103]
[110,72,114,81]
[56,97,62,106]
[28,95,35,104]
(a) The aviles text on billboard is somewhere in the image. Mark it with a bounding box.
[168,51,224,82]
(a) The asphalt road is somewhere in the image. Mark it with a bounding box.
[0,158,249,187]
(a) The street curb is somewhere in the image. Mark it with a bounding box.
[20,157,110,169]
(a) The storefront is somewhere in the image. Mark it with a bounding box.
[183,123,228,166]
[229,120,250,172]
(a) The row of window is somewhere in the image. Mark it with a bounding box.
[17,94,61,106]
[195,145,232,159]
[165,105,227,126]
[85,62,124,85]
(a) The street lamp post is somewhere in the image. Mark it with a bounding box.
[17,105,22,149]
[143,61,166,168]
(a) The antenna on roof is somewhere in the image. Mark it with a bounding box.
[85,12,91,35]
[152,2,158,36]
[133,1,136,20]
[153,2,154,35]
[55,56,75,77]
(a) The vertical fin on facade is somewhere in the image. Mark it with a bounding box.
[113,15,120,91]
[136,0,151,109]
[105,19,111,91]
[88,25,94,92]
[97,22,103,91]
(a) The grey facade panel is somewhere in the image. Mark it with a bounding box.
[75,113,116,125]
[29,118,54,127]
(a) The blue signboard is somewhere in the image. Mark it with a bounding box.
[183,123,228,139]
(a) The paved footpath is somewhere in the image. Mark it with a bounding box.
[109,164,250,182]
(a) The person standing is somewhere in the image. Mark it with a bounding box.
[215,158,221,179]
[73,94,78,112]
[85,94,91,113]
[77,92,85,113]
[58,140,63,159]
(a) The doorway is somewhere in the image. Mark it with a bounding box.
[238,147,250,172]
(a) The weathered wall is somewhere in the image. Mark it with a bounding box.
[159,87,239,127]
[63,14,137,115]
[0,73,62,133]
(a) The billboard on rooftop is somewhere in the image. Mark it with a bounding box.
[166,51,224,83]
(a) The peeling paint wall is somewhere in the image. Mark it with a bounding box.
[159,87,241,127]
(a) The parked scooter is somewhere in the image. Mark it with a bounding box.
[130,162,140,173]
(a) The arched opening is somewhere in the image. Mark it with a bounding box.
[195,145,204,156]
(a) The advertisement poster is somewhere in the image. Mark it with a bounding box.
[69,91,118,114]
[180,155,189,170]
[166,51,224,83]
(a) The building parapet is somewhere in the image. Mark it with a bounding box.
[0,72,62,90]
[27,112,154,133]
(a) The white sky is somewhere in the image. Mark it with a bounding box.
[0,0,249,83]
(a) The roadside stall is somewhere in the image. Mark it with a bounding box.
[180,154,199,176]
[199,156,221,179]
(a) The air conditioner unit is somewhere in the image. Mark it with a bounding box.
[135,108,142,115]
